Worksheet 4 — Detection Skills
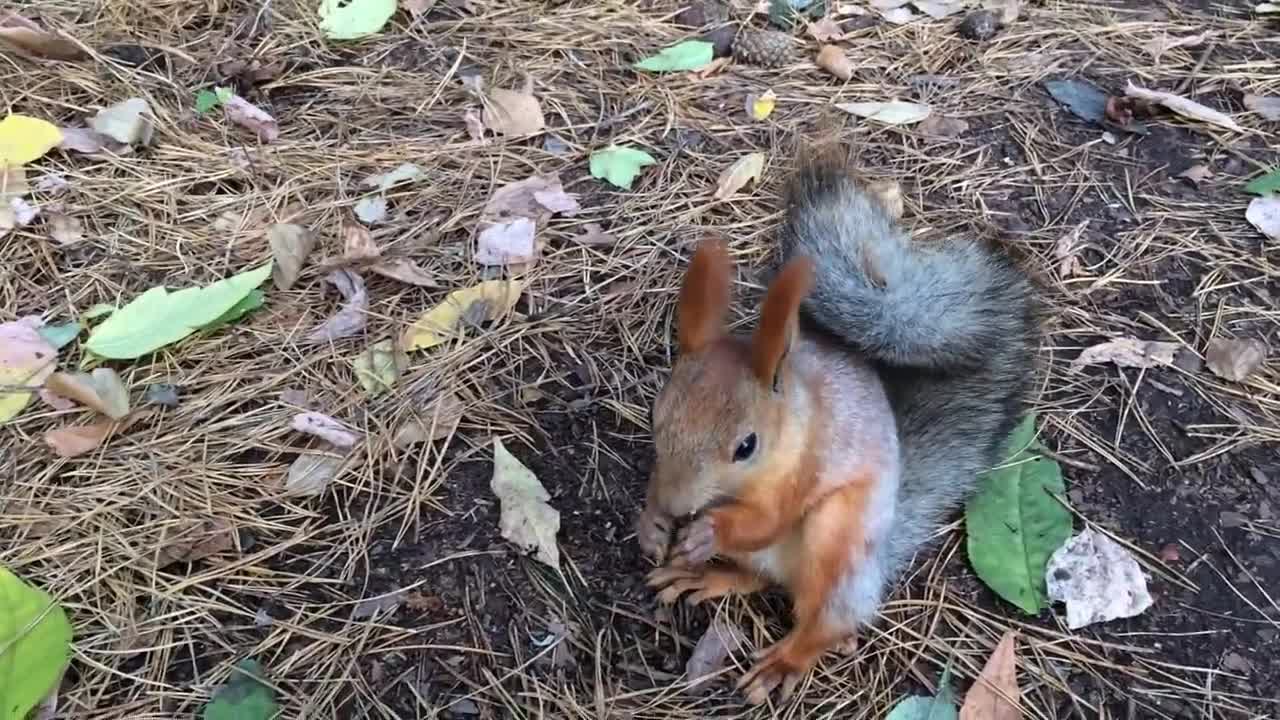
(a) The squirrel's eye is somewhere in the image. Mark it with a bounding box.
[733,433,757,462]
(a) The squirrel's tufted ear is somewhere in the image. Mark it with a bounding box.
[676,239,733,355]
[751,255,814,390]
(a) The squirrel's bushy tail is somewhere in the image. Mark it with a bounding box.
[778,147,1040,579]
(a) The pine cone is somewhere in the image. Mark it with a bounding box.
[732,28,792,68]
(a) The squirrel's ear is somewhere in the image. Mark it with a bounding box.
[676,239,733,354]
[751,255,814,389]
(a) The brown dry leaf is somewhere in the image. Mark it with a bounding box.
[392,393,465,448]
[693,56,732,79]
[1054,220,1088,278]
[867,179,903,220]
[223,94,280,142]
[156,518,236,567]
[343,222,381,262]
[1243,94,1280,122]
[1205,338,1268,382]
[291,411,360,448]
[807,17,845,42]
[45,369,130,419]
[48,211,84,245]
[0,11,86,60]
[401,0,437,16]
[959,630,1021,720]
[286,453,344,497]
[1246,196,1280,242]
[0,316,58,421]
[982,0,1020,22]
[1124,83,1243,133]
[569,222,617,246]
[57,126,115,154]
[714,152,766,200]
[1,165,27,201]
[303,270,368,343]
[918,113,970,137]
[91,98,154,146]
[686,616,745,692]
[268,223,315,290]
[475,173,580,268]
[44,410,150,458]
[1070,337,1181,371]
[481,76,546,137]
[815,44,852,80]
[370,259,439,287]
[1144,31,1209,60]
[1176,164,1213,185]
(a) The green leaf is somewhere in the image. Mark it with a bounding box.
[202,659,279,720]
[214,86,234,104]
[36,322,82,350]
[1245,168,1280,196]
[884,664,957,720]
[81,304,117,321]
[965,414,1072,615]
[633,40,714,73]
[589,145,657,190]
[0,566,73,720]
[318,0,397,40]
[195,90,220,115]
[84,262,272,360]
[203,289,266,331]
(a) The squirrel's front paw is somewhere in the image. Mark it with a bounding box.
[636,507,674,563]
[669,513,717,568]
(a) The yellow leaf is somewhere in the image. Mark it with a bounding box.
[401,280,524,351]
[0,114,63,166]
[748,90,776,121]
[714,152,766,200]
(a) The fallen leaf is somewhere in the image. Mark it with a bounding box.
[354,196,387,225]
[1,165,27,200]
[84,262,273,359]
[268,223,315,290]
[745,90,777,121]
[318,0,397,39]
[35,173,68,195]
[1054,221,1087,278]
[222,95,280,142]
[286,453,343,496]
[463,108,486,141]
[714,152,766,200]
[1070,337,1181,371]
[569,222,616,246]
[0,567,73,720]
[353,590,405,619]
[44,410,149,458]
[476,217,538,266]
[291,411,360,448]
[1044,78,1108,124]
[1144,31,1209,60]
[837,100,932,125]
[0,196,38,230]
[685,617,746,691]
[490,436,560,568]
[885,667,958,720]
[474,173,580,268]
[1045,527,1153,629]
[35,322,81,350]
[879,6,917,23]
[145,383,180,407]
[589,145,657,190]
[156,518,236,567]
[353,338,407,396]
[370,258,438,286]
[982,0,1020,22]
[202,659,279,720]
[1204,338,1268,382]
[816,44,852,80]
[958,631,1021,720]
[56,126,114,154]
[1124,82,1243,133]
[633,40,714,73]
[966,414,1072,615]
[0,12,86,60]
[361,162,424,192]
[401,0,437,16]
[304,270,367,343]
[918,113,970,137]
[1244,168,1280,196]
[401,280,523,350]
[393,392,465,447]
[915,0,966,19]
[1243,94,1280,122]
[1175,163,1213,185]
[45,369,130,419]
[90,98,154,146]
[0,114,63,166]
[1246,195,1280,241]
[481,78,546,137]
[0,317,58,421]
[807,17,844,41]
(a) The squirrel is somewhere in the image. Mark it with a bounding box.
[635,145,1040,704]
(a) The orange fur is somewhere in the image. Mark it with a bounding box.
[676,239,732,355]
[751,256,814,387]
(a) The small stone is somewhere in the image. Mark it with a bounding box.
[958,9,1000,40]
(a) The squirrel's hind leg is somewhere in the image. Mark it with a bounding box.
[647,564,768,605]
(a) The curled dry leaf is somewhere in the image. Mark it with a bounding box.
[1175,164,1213,186]
[1246,196,1280,242]
[401,279,524,350]
[156,518,236,568]
[815,44,852,80]
[918,113,970,138]
[1204,338,1268,382]
[286,453,343,497]
[369,258,438,286]
[0,11,87,60]
[569,222,616,246]
[57,126,116,154]
[291,411,360,448]
[958,631,1021,720]
[1144,31,1209,60]
[685,617,746,692]
[714,153,766,200]
[268,223,315,290]
[1045,527,1153,629]
[45,369,130,419]
[44,410,150,458]
[463,108,486,141]
[1070,337,1180,371]
[401,0,437,16]
[807,17,844,42]
[481,76,546,137]
[392,392,465,448]
[303,270,368,343]
[477,217,538,266]
[1054,221,1087,278]
[91,98,154,146]
[1124,82,1243,133]
[490,436,561,568]
[0,316,58,422]
[1243,94,1280,122]
[476,173,580,268]
[223,94,280,142]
